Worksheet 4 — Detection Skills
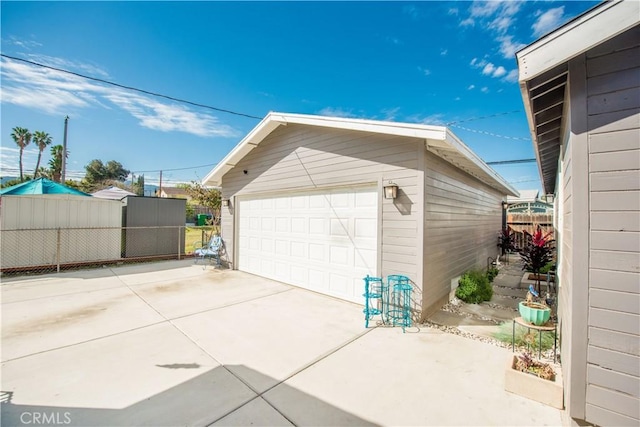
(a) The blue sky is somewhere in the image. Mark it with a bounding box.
[1,1,597,191]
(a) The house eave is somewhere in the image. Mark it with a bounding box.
[516,0,640,195]
[203,112,518,196]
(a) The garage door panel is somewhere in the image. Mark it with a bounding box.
[356,191,377,207]
[238,186,377,304]
[330,218,349,237]
[275,240,289,255]
[355,218,377,238]
[275,217,289,232]
[291,217,306,233]
[309,217,327,234]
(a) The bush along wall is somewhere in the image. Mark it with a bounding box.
[455,270,494,303]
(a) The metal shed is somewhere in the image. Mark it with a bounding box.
[122,196,186,258]
[0,194,122,270]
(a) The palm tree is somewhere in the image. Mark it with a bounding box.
[11,127,32,181]
[48,144,67,183]
[32,131,53,178]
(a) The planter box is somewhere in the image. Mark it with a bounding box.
[505,354,564,409]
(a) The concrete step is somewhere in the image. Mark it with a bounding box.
[428,310,496,327]
[459,303,517,323]
[489,294,521,310]
[493,286,528,299]
[492,272,525,289]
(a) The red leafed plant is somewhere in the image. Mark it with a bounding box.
[521,228,555,293]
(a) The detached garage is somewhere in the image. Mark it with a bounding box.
[203,112,518,319]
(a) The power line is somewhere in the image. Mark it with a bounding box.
[446,110,521,125]
[132,163,217,173]
[450,124,530,141]
[486,158,536,165]
[1,53,263,120]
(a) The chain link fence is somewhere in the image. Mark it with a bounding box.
[0,225,222,276]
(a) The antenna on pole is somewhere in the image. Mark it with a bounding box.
[61,116,69,182]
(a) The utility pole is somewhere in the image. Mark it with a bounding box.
[61,116,69,182]
[159,170,163,197]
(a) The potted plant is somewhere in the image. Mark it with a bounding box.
[505,351,563,408]
[520,227,555,294]
[519,287,551,326]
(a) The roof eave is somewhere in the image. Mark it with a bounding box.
[202,112,517,197]
[516,0,640,195]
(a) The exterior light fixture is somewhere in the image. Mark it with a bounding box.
[222,199,230,207]
[383,182,398,199]
[502,201,509,210]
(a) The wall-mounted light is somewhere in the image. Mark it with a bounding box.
[383,182,398,199]
[502,201,509,210]
[222,199,229,207]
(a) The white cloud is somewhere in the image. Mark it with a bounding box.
[469,1,502,18]
[2,36,42,50]
[386,36,402,45]
[403,5,419,20]
[448,8,459,16]
[440,49,448,56]
[460,1,527,63]
[481,87,489,93]
[406,113,446,126]
[454,97,461,101]
[482,63,496,75]
[532,6,565,37]
[0,56,239,138]
[468,84,475,90]
[492,66,506,78]
[104,92,238,138]
[497,35,526,59]
[26,53,111,78]
[418,66,431,76]
[460,17,475,27]
[317,107,359,119]
[381,107,400,121]
[503,69,519,83]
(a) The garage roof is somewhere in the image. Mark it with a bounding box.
[516,0,639,194]
[202,112,518,197]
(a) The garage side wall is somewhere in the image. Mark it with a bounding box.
[220,124,424,311]
[422,150,502,318]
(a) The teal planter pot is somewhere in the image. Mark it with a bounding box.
[519,301,551,326]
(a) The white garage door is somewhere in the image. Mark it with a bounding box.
[238,186,378,304]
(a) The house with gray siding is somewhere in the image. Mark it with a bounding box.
[203,112,517,319]
[517,0,639,425]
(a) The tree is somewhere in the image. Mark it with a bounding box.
[81,159,130,192]
[11,127,32,181]
[32,131,53,178]
[48,145,68,183]
[133,174,145,196]
[179,181,221,225]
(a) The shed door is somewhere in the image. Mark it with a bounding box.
[237,187,378,304]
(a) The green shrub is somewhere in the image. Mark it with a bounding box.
[455,270,493,303]
[493,322,556,351]
[539,261,555,275]
[487,267,499,282]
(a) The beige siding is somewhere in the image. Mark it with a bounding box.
[558,109,577,416]
[220,124,424,313]
[422,150,502,316]
[585,29,640,426]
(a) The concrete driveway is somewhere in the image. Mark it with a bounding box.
[1,261,563,426]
